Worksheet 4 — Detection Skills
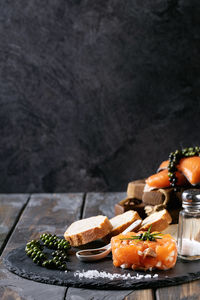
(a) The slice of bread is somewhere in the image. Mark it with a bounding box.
[64,215,112,246]
[139,209,172,232]
[103,210,141,242]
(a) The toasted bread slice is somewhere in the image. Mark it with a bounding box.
[64,215,112,246]
[139,209,172,232]
[103,210,141,242]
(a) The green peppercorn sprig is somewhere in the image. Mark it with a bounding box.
[167,146,200,191]
[25,233,71,271]
[120,226,163,242]
[25,240,46,265]
[40,233,70,251]
[52,250,69,262]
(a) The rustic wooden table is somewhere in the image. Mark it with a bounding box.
[0,193,199,300]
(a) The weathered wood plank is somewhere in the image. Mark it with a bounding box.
[66,287,134,300]
[0,193,84,300]
[66,192,134,300]
[83,192,126,219]
[71,193,154,300]
[125,289,154,300]
[156,280,200,300]
[0,194,29,255]
[0,272,67,300]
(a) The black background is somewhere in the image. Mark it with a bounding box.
[0,0,200,193]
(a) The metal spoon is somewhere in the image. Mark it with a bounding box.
[76,219,142,262]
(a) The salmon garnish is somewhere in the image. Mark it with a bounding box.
[146,169,187,189]
[111,232,177,271]
[156,156,200,186]
[157,160,169,172]
[178,157,200,185]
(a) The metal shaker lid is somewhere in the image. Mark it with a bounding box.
[182,189,200,209]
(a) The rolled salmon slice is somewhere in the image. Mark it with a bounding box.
[178,156,200,185]
[157,156,200,186]
[146,169,187,189]
[157,160,169,172]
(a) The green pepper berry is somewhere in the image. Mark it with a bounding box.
[60,264,67,270]
[56,261,61,267]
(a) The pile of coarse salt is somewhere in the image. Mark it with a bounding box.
[73,270,158,281]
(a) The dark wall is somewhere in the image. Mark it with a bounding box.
[0,0,200,193]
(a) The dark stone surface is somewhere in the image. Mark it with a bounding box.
[4,245,200,290]
[0,0,200,192]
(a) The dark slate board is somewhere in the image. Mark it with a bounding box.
[4,245,200,290]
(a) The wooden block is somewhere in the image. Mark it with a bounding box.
[142,188,182,207]
[115,199,146,219]
[127,180,145,199]
[142,190,167,205]
[115,202,127,215]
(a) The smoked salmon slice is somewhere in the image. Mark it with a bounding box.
[111,232,177,271]
[178,156,200,185]
[157,156,200,186]
[157,160,169,172]
[146,169,187,189]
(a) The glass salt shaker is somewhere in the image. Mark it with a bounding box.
[177,189,200,260]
